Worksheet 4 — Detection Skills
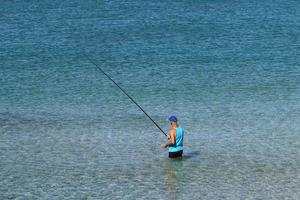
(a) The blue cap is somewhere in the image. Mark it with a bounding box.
[168,116,178,122]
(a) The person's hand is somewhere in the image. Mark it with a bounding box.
[166,135,170,140]
[162,143,168,148]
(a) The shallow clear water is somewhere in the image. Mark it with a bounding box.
[1,0,300,199]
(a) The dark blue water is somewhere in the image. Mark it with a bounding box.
[1,0,300,199]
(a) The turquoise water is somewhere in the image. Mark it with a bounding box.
[1,0,300,199]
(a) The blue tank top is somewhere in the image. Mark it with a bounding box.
[169,127,184,152]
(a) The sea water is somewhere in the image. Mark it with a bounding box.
[1,0,300,199]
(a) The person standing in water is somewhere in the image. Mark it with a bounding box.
[162,116,184,158]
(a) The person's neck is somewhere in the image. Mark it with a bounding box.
[172,124,179,128]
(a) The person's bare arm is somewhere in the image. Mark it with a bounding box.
[162,128,176,148]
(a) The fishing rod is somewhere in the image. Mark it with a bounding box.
[84,53,168,137]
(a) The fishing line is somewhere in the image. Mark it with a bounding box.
[83,53,167,137]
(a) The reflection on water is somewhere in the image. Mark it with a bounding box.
[163,159,181,200]
[162,151,199,199]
